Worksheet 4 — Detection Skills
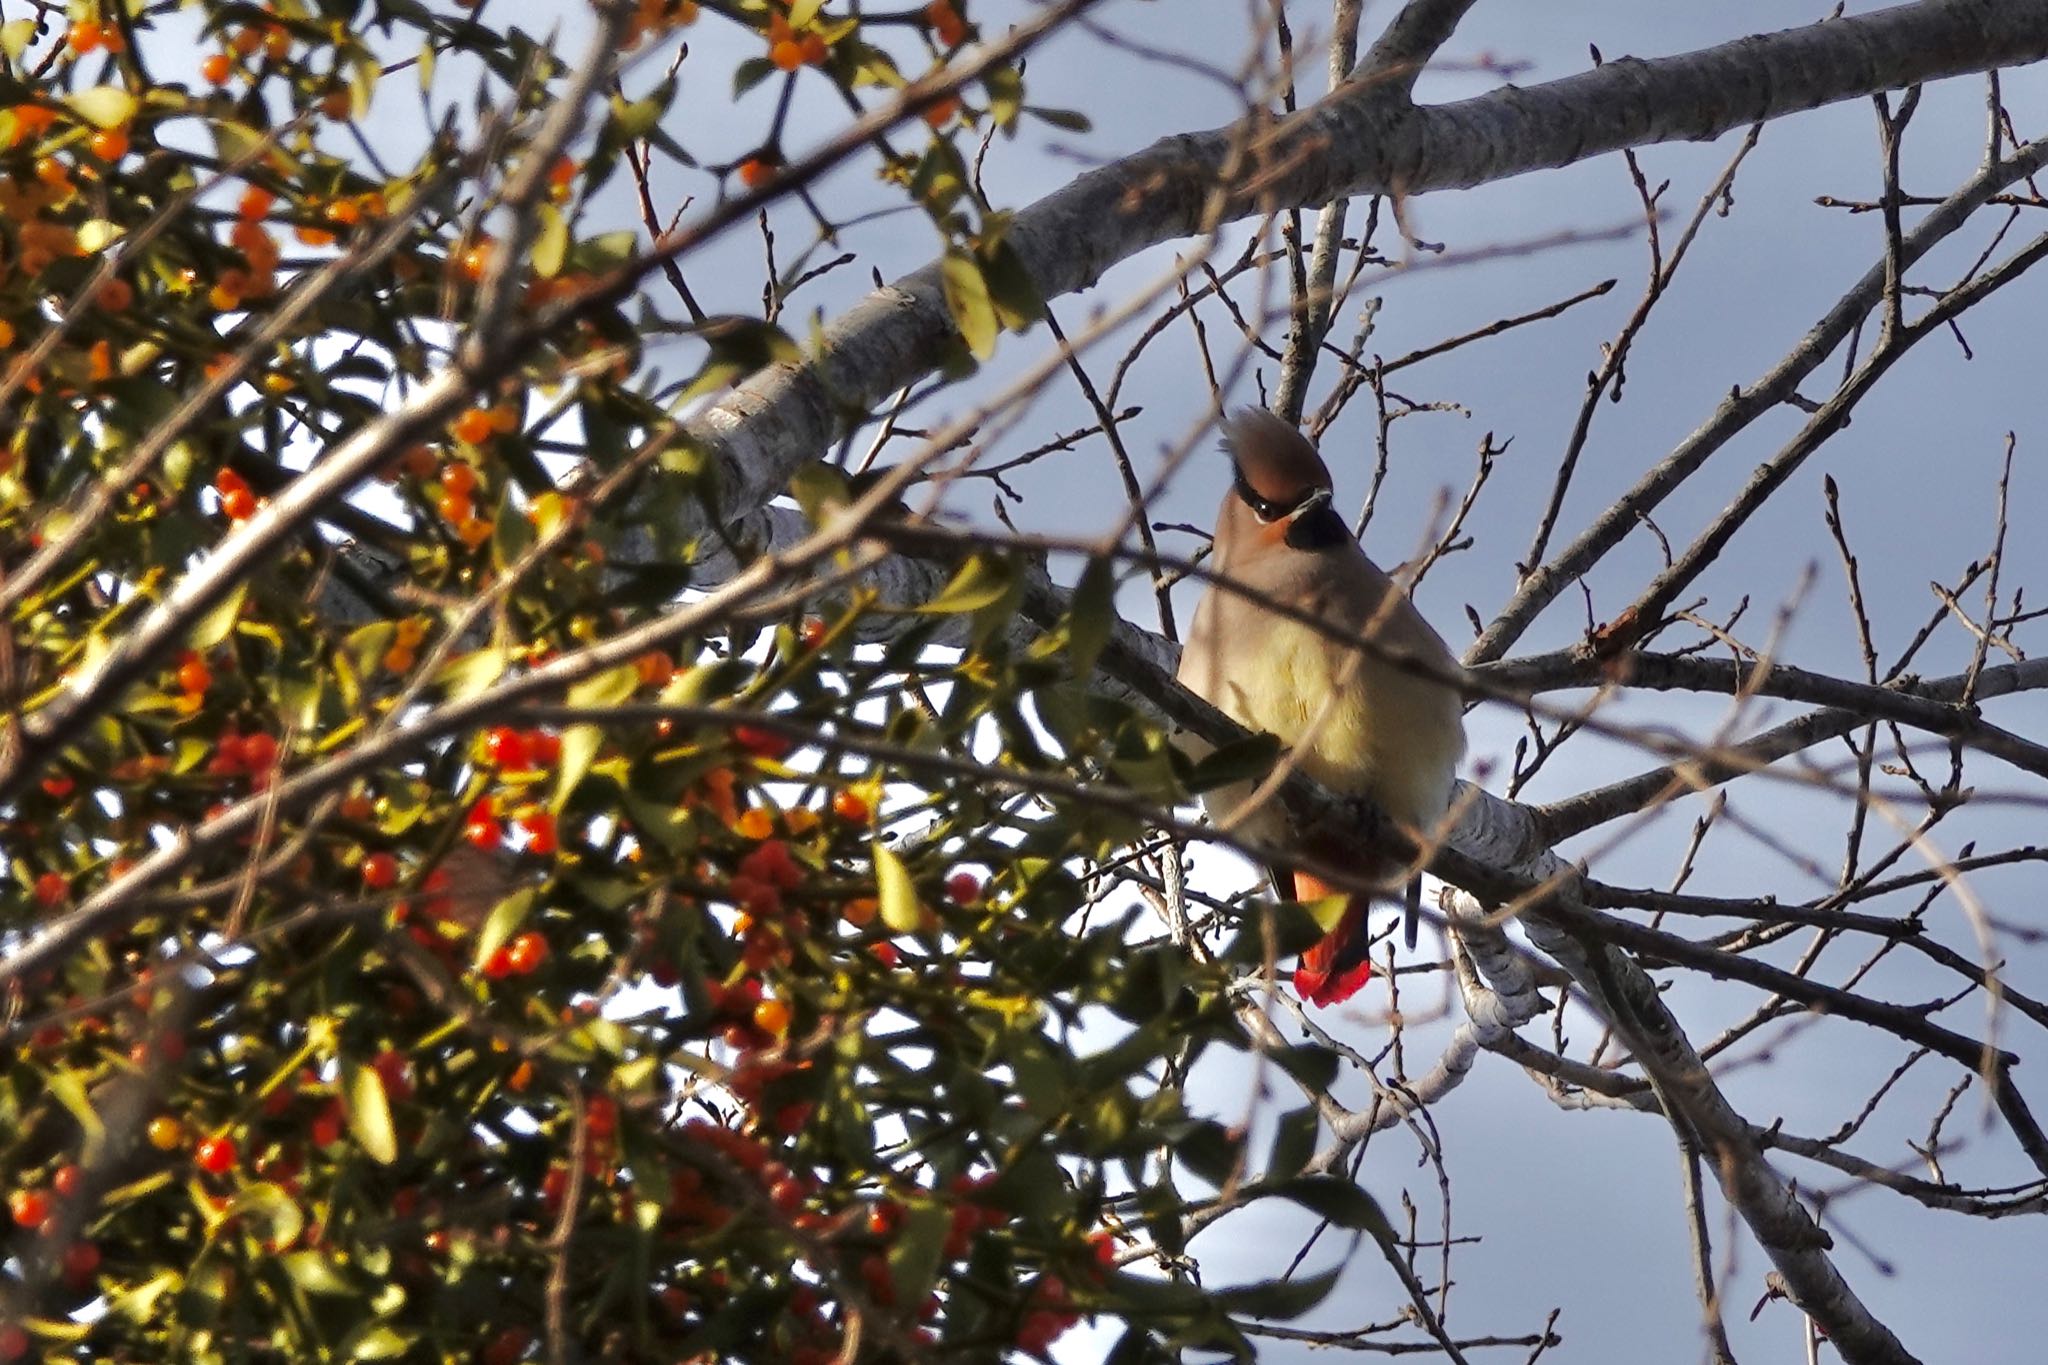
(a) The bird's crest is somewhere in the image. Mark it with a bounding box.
[1221,408,1332,509]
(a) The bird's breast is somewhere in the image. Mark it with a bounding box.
[1205,617,1462,825]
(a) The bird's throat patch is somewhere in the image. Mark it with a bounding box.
[1285,502,1350,550]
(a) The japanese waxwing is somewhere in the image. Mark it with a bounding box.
[1176,409,1466,1006]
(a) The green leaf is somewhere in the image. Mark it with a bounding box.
[1186,732,1282,794]
[788,462,851,525]
[0,19,36,62]
[732,55,776,98]
[67,85,138,129]
[1067,556,1114,677]
[232,1182,307,1251]
[471,886,537,972]
[981,239,1043,331]
[435,647,508,703]
[915,554,1011,615]
[1266,1105,1319,1183]
[345,1061,398,1164]
[873,840,921,934]
[1213,1264,1342,1320]
[555,664,640,810]
[188,581,249,652]
[44,1070,105,1162]
[531,201,568,279]
[985,63,1025,131]
[280,1250,355,1296]
[1027,105,1093,133]
[939,249,999,359]
[340,1322,415,1360]
[887,1199,951,1303]
[1275,1176,1392,1236]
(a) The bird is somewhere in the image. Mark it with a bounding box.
[1176,408,1466,1006]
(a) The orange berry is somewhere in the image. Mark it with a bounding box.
[441,462,478,496]
[201,52,233,84]
[220,486,257,519]
[735,807,775,841]
[831,789,870,823]
[88,126,129,161]
[0,320,15,348]
[88,339,113,383]
[450,407,494,445]
[176,652,213,694]
[800,33,828,64]
[237,186,274,221]
[769,39,804,71]
[382,643,416,674]
[923,95,961,128]
[146,1115,183,1150]
[319,87,351,120]
[752,997,792,1035]
[456,239,494,282]
[294,223,335,247]
[231,26,263,56]
[842,896,878,927]
[34,871,69,908]
[737,156,777,190]
[925,0,968,46]
[456,516,492,548]
[436,491,472,525]
[488,403,519,434]
[97,277,134,312]
[547,155,577,188]
[67,22,104,55]
[263,26,290,60]
[635,650,675,688]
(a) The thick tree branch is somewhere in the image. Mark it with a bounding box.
[677,0,2048,552]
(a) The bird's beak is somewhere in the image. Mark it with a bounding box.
[1286,487,1333,522]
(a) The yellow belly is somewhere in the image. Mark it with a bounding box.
[1206,619,1460,830]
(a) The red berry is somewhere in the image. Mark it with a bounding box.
[484,725,530,768]
[506,931,548,975]
[480,1328,532,1365]
[221,486,257,519]
[463,799,501,850]
[195,1135,237,1174]
[361,851,399,889]
[311,1103,344,1147]
[372,1049,413,1102]
[9,1188,50,1229]
[33,871,68,907]
[61,1239,100,1284]
[238,731,279,770]
[527,730,561,765]
[0,1324,27,1361]
[517,810,557,856]
[946,870,982,904]
[482,947,514,980]
[733,724,792,759]
[52,1164,82,1198]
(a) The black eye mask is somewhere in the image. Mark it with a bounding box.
[1232,466,1311,522]
[1233,466,1349,550]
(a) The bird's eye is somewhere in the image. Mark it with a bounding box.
[1231,468,1293,522]
[1233,468,1328,523]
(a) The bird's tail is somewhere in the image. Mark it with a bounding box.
[1288,869,1390,1007]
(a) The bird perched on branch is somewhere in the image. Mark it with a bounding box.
[1177,409,1466,1006]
